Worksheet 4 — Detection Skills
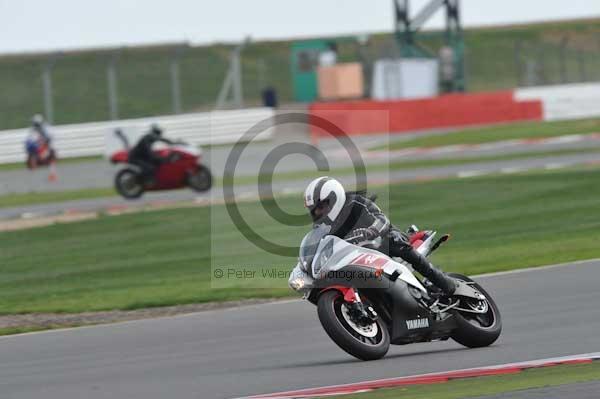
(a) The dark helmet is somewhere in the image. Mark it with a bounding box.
[150,123,163,136]
[304,176,346,224]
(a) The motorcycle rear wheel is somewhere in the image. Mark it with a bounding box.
[449,273,502,348]
[115,168,144,199]
[317,290,390,361]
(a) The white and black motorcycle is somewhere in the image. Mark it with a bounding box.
[289,224,502,361]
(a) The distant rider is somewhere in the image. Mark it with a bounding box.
[304,176,457,295]
[31,114,52,145]
[25,114,54,167]
[128,124,175,181]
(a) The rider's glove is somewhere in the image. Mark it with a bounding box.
[346,228,379,245]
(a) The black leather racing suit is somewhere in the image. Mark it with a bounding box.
[328,192,455,294]
[129,132,174,180]
[32,124,52,145]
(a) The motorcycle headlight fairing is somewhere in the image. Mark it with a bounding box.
[312,238,334,278]
[289,277,305,291]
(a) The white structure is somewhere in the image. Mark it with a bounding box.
[0,108,275,164]
[371,58,439,100]
[515,82,600,121]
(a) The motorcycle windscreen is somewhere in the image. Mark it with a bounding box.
[299,223,331,273]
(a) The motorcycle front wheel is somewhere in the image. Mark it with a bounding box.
[115,168,144,199]
[26,155,36,170]
[317,290,390,361]
[187,165,213,192]
[449,273,502,348]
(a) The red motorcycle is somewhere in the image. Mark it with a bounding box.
[26,140,57,170]
[110,130,212,199]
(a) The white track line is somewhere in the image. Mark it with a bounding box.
[472,257,599,278]
[457,170,488,178]
[544,163,568,170]
[501,167,528,174]
[350,132,600,161]
[243,352,600,399]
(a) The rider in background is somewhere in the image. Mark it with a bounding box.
[31,114,52,145]
[128,124,175,181]
[304,176,457,296]
[24,130,40,163]
[25,115,57,180]
[26,114,53,162]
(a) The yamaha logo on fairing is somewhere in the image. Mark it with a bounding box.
[406,318,429,330]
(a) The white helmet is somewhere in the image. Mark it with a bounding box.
[304,177,346,224]
[31,114,44,126]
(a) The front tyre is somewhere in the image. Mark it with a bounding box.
[115,168,144,199]
[449,273,502,348]
[26,155,36,170]
[47,148,57,163]
[187,165,212,192]
[317,290,390,361]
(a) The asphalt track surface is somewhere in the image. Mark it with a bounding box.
[0,133,390,195]
[2,132,599,196]
[1,260,599,399]
[1,150,599,220]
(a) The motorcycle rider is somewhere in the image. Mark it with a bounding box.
[24,130,40,163]
[31,114,52,145]
[25,115,57,179]
[128,124,175,181]
[304,176,457,296]
[25,115,52,161]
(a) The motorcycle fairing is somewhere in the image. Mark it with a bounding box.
[378,279,457,344]
[310,236,459,343]
[314,236,427,294]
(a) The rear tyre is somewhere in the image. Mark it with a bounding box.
[187,165,213,192]
[449,273,502,348]
[317,290,389,361]
[115,168,144,199]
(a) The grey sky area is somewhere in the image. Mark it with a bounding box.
[1,0,599,54]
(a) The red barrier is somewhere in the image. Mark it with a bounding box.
[309,91,543,138]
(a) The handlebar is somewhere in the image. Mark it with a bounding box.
[113,128,130,150]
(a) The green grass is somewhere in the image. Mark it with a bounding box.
[1,167,600,314]
[0,188,115,209]
[323,362,600,399]
[381,118,600,150]
[244,145,600,187]
[2,18,600,129]
[0,326,65,336]
[386,146,600,168]
[3,145,600,209]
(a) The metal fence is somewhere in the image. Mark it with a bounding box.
[36,44,256,124]
[515,36,600,87]
[361,32,600,93]
[0,41,285,131]
[2,28,600,131]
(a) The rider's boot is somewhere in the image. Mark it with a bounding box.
[421,266,456,296]
[397,246,457,296]
[140,167,156,186]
